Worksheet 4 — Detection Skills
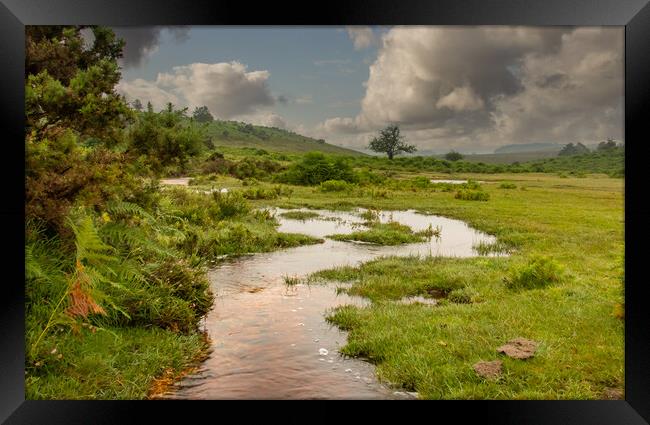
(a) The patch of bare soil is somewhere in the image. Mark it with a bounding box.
[473,360,503,379]
[497,338,539,359]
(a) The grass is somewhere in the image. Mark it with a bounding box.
[473,240,513,256]
[283,275,302,286]
[26,326,209,399]
[328,221,428,245]
[279,210,320,220]
[289,172,623,399]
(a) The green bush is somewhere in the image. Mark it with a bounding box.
[212,191,250,219]
[504,256,564,290]
[455,189,489,201]
[447,287,478,304]
[319,179,353,192]
[276,152,357,185]
[499,182,517,189]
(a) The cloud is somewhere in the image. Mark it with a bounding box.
[295,95,313,105]
[112,26,190,68]
[115,78,181,111]
[346,26,376,50]
[118,61,275,119]
[318,26,623,151]
[436,85,484,111]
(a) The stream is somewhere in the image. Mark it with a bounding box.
[163,205,498,399]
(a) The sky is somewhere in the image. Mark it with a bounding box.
[111,26,624,154]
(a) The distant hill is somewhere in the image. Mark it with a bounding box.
[204,120,365,156]
[494,143,562,154]
[459,151,560,164]
[428,150,559,164]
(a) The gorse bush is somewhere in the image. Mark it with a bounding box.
[276,152,357,185]
[319,179,353,192]
[504,255,564,290]
[455,189,490,201]
[128,104,206,173]
[212,191,250,219]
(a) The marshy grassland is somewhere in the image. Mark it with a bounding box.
[25,26,624,400]
[192,167,624,398]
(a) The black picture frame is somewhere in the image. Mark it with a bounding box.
[2,0,649,423]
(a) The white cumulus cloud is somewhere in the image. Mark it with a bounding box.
[117,61,276,119]
[318,26,623,151]
[346,26,376,50]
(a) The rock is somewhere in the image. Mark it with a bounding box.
[602,387,624,399]
[497,337,539,359]
[473,360,503,379]
[318,348,329,356]
[345,368,352,373]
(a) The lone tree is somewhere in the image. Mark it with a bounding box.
[445,150,464,161]
[192,105,214,123]
[368,124,416,159]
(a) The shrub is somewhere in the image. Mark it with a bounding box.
[455,189,489,201]
[276,152,357,185]
[319,179,353,192]
[447,287,478,304]
[504,256,564,290]
[242,186,292,200]
[410,176,433,189]
[212,191,249,219]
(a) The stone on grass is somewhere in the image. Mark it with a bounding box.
[497,337,539,359]
[473,360,503,379]
[602,387,624,399]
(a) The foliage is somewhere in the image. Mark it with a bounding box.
[445,151,464,161]
[328,221,427,245]
[127,104,206,172]
[455,189,490,201]
[504,256,564,290]
[279,211,320,220]
[276,152,357,185]
[558,142,590,156]
[25,26,130,145]
[319,179,354,192]
[368,125,417,159]
[597,138,620,151]
[192,106,214,123]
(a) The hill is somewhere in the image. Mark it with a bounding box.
[458,150,560,164]
[494,143,562,154]
[204,120,365,156]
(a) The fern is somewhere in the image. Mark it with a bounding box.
[105,200,155,223]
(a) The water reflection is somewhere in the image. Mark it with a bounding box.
[167,208,498,399]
